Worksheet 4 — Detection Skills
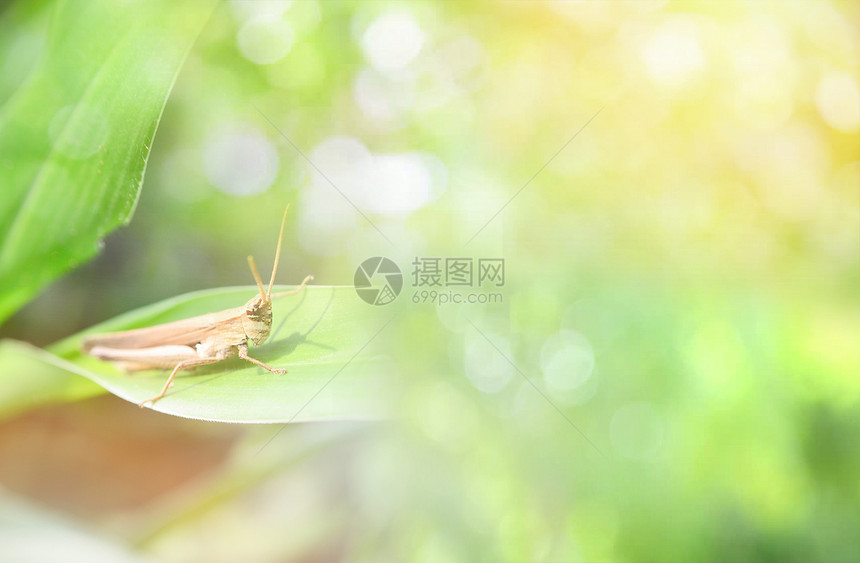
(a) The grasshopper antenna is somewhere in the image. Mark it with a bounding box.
[247,256,266,299]
[267,204,290,299]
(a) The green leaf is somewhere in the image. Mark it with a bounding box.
[44,285,394,423]
[0,0,215,323]
[0,339,103,420]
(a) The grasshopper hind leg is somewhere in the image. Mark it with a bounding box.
[139,357,219,407]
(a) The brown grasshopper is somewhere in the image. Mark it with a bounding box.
[82,205,312,407]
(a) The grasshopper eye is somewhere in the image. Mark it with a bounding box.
[246,298,271,319]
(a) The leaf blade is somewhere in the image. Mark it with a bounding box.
[0,0,215,323]
[0,339,103,421]
[48,286,394,423]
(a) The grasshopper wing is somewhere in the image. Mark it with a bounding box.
[81,305,246,352]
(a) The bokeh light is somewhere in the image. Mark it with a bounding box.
[1,0,858,561]
[203,128,279,197]
[237,15,293,65]
[361,12,425,74]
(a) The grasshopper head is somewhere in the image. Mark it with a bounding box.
[243,295,272,345]
[243,204,290,346]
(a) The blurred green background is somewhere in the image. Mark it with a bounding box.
[0,0,858,561]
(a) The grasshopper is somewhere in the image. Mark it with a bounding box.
[82,205,312,407]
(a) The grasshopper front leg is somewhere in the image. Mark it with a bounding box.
[238,342,287,375]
